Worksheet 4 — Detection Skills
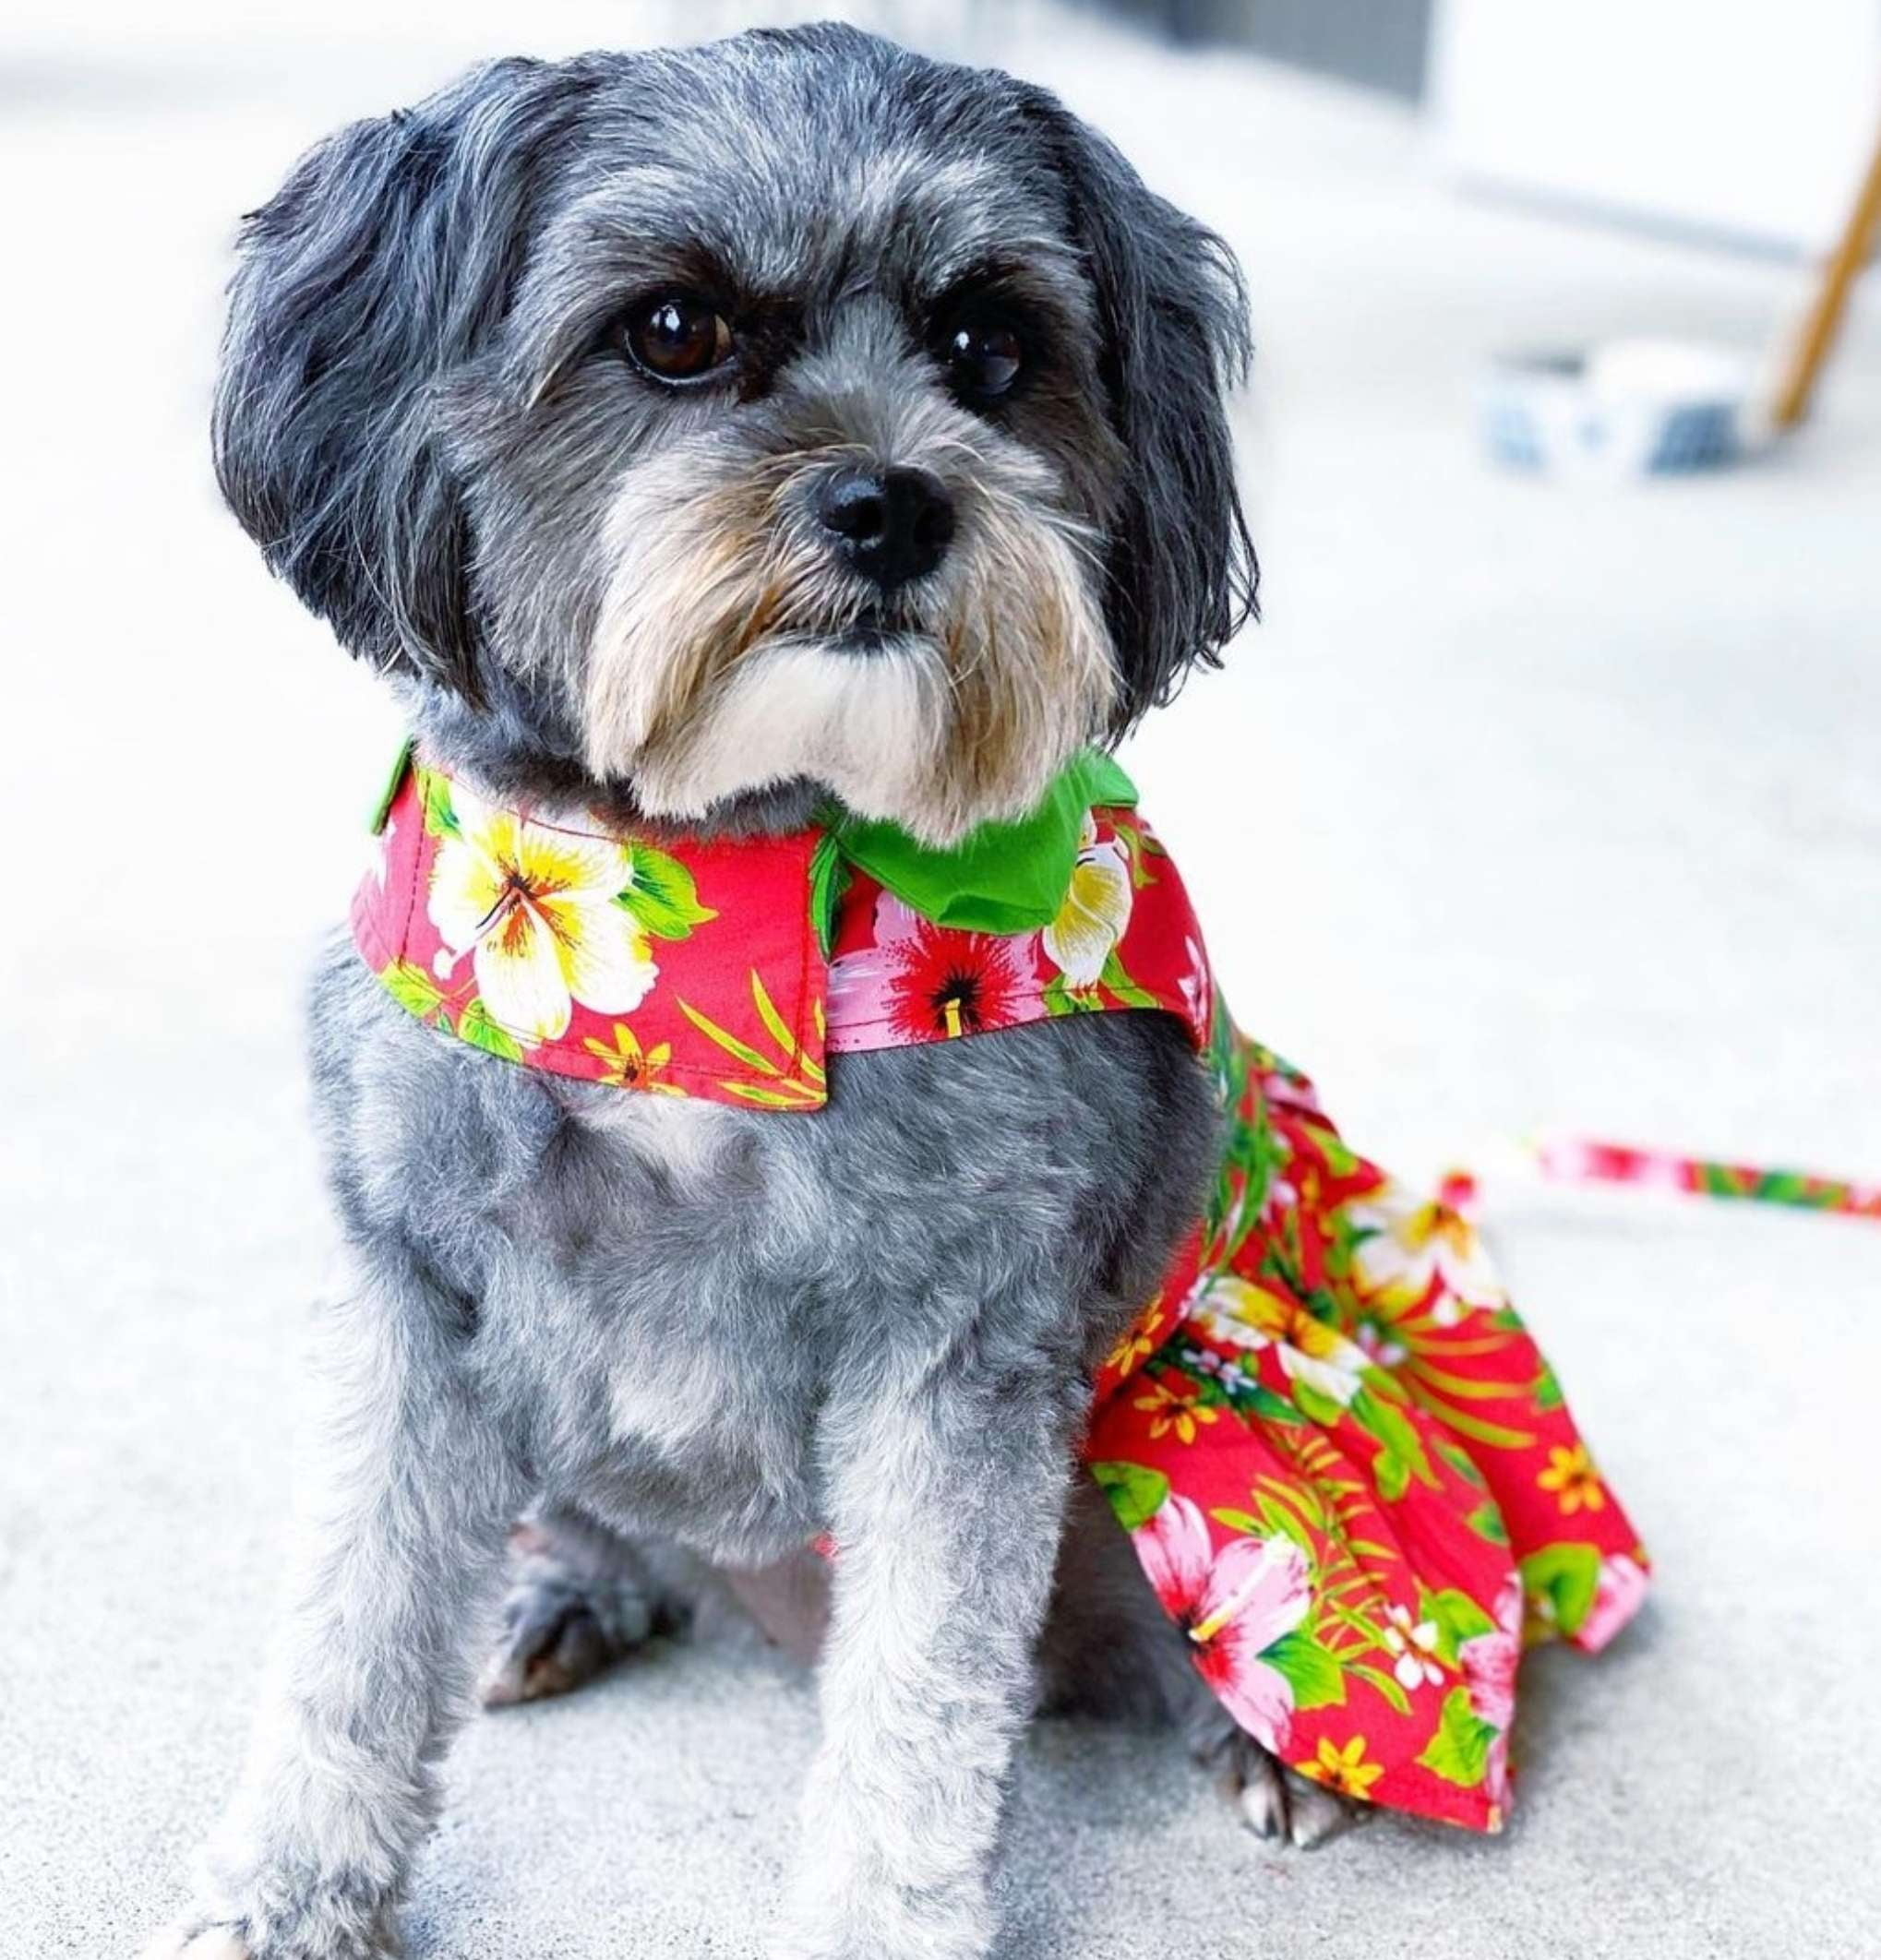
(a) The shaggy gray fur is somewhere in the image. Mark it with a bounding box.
[150,24,1296,1960]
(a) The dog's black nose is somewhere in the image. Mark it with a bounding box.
[815,467,954,589]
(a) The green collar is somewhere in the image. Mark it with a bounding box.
[828,750,1138,934]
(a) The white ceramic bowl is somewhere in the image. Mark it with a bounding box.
[1478,338,1763,477]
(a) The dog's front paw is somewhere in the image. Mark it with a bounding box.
[1228,1739,1370,1849]
[768,1888,991,1960]
[138,1919,396,1960]
[138,1885,399,1960]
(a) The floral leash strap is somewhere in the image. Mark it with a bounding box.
[353,748,1648,1830]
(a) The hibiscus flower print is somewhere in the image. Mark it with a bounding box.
[828,891,1044,1042]
[1132,1495,1311,1753]
[1458,1575,1522,1804]
[1346,1182,1504,1318]
[427,783,657,1046]
[1190,1274,1373,1409]
[1578,1550,1650,1650]
[1176,935,1211,1036]
[1042,813,1132,986]
[1459,1578,1521,1733]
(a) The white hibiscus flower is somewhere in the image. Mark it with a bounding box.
[427,784,657,1046]
[1346,1183,1504,1313]
[1189,1274,1372,1409]
[1042,813,1132,986]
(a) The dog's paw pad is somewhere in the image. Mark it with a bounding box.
[479,1572,653,1708]
[138,1929,250,1960]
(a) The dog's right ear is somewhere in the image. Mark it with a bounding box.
[213,59,587,699]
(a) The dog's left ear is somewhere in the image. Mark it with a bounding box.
[1020,90,1258,732]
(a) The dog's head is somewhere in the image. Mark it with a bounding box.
[217,25,1254,843]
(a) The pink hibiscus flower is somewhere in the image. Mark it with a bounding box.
[1460,1576,1522,1733]
[827,891,1046,1046]
[1131,1494,1311,1751]
[1459,1572,1523,1806]
[1578,1551,1650,1652]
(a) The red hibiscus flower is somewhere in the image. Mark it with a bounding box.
[828,892,1045,1045]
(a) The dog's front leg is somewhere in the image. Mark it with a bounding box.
[774,1341,1086,1960]
[143,1262,526,1960]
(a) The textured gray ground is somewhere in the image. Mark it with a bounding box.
[3,6,1879,1956]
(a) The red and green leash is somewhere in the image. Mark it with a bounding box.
[1442,1140,1881,1223]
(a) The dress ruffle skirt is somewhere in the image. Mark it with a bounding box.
[1084,1034,1648,1832]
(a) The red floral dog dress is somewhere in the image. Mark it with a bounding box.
[354,747,1647,1832]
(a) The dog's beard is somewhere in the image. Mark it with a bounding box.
[581,436,1115,844]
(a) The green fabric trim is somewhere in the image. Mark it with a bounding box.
[829,750,1138,934]
[368,737,416,834]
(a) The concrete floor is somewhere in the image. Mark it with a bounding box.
[3,6,1878,1956]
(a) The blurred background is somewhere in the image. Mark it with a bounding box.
[3,5,1877,1957]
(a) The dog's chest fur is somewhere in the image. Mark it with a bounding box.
[310,932,1221,1565]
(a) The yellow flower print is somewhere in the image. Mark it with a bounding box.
[1043,813,1132,986]
[1537,1442,1606,1514]
[1296,1735,1384,1800]
[1132,1379,1219,1446]
[1106,1300,1167,1380]
[427,781,656,1046]
[581,1022,683,1094]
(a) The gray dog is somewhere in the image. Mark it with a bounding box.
[144,26,1352,1960]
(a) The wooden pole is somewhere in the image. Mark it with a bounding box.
[1770,116,1881,428]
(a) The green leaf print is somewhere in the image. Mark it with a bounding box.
[1112,819,1161,890]
[456,998,525,1063]
[1301,1120,1360,1178]
[1418,1586,1496,1667]
[380,959,444,1019]
[1351,1390,1435,1486]
[1532,1362,1565,1411]
[675,975,824,1108]
[808,832,850,958]
[1519,1542,1602,1639]
[1416,1686,1500,1787]
[1466,1500,1510,1545]
[1374,1451,1410,1503]
[1098,948,1160,1010]
[418,769,459,839]
[1089,1461,1170,1533]
[1262,1629,1348,1710]
[1235,1374,1308,1426]
[1211,1497,1313,1561]
[1349,1661,1413,1716]
[1290,1379,1348,1428]
[617,845,717,939]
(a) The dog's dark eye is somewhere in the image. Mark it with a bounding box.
[623,294,734,383]
[942,309,1025,400]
